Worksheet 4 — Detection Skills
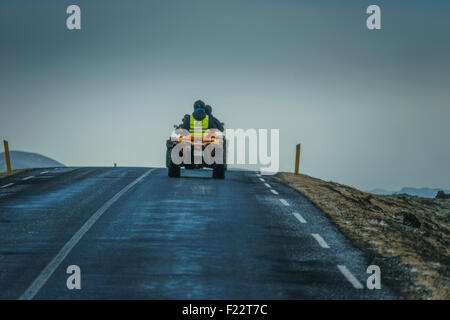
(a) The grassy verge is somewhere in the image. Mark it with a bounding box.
[274,172,450,300]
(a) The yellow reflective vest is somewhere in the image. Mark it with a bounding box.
[189,114,209,137]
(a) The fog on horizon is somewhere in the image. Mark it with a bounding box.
[1,0,449,191]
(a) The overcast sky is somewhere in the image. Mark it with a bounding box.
[1,0,449,190]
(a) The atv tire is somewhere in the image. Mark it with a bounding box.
[166,146,172,168]
[168,160,180,178]
[213,164,225,179]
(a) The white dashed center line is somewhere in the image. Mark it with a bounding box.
[1,183,14,188]
[259,178,265,182]
[337,265,364,289]
[279,199,289,206]
[22,176,34,181]
[264,183,271,188]
[312,233,330,248]
[293,212,307,223]
[40,171,49,175]
[270,189,279,195]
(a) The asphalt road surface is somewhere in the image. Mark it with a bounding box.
[0,167,397,299]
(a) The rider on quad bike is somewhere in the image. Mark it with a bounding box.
[166,100,226,179]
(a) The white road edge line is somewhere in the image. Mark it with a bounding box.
[22,176,34,181]
[1,183,14,188]
[337,265,364,289]
[279,199,289,206]
[264,183,271,188]
[311,233,330,248]
[18,168,155,300]
[293,212,307,223]
[270,189,279,195]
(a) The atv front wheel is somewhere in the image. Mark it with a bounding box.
[212,164,225,179]
[168,160,180,177]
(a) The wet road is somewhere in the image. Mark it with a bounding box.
[0,167,396,299]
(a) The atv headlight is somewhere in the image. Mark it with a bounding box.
[215,131,224,138]
[170,131,181,141]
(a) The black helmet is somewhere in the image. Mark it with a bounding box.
[205,105,212,114]
[193,100,205,110]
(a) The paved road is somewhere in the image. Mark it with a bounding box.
[0,167,396,299]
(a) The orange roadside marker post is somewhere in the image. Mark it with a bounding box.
[3,140,12,173]
[294,143,301,175]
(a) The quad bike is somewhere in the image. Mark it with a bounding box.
[166,126,227,179]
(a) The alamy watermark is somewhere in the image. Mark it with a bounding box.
[169,128,279,175]
[366,265,381,289]
[66,5,381,31]
[66,265,81,290]
[367,5,381,30]
[66,5,81,30]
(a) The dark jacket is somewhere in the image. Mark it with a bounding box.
[205,111,224,131]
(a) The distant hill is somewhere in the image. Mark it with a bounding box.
[368,187,450,198]
[0,151,64,171]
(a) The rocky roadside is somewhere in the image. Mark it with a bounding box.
[274,172,450,300]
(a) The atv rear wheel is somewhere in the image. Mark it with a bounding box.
[213,164,225,179]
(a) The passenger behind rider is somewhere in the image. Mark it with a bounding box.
[204,104,224,132]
